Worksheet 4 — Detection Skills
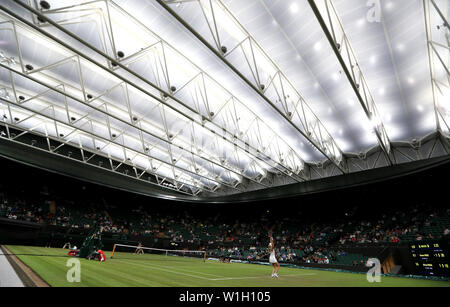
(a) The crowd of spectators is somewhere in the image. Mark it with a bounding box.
[207,244,369,266]
[0,197,110,230]
[333,205,450,245]
[2,181,450,269]
[1,191,449,251]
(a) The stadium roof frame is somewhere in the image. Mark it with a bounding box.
[156,0,348,174]
[0,70,218,196]
[0,0,317,197]
[0,13,249,195]
[424,0,450,137]
[156,0,450,188]
[0,126,448,203]
[0,20,266,196]
[0,0,449,200]
[307,0,394,165]
[9,0,310,186]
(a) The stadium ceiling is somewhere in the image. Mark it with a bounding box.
[0,0,449,202]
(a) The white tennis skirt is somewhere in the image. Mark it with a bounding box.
[269,255,278,264]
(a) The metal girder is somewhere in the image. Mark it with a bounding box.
[15,0,307,185]
[18,0,308,185]
[307,0,394,166]
[157,0,348,174]
[424,0,450,138]
[190,153,450,203]
[0,15,255,194]
[0,67,228,196]
[344,131,448,172]
[0,101,206,196]
[0,0,309,195]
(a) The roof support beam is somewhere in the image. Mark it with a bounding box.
[0,101,207,196]
[0,71,231,195]
[424,0,450,138]
[0,15,259,193]
[9,0,307,186]
[307,0,394,166]
[156,0,348,174]
[1,1,305,193]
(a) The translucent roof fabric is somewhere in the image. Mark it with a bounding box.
[0,0,448,198]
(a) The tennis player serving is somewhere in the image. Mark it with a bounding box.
[268,234,280,278]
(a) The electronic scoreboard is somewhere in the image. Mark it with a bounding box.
[410,240,450,277]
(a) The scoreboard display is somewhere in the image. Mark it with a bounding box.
[410,240,450,277]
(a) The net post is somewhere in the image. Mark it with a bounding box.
[111,244,117,259]
[203,251,206,263]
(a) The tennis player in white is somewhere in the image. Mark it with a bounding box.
[269,235,280,278]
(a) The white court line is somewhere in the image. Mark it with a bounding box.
[282,273,317,277]
[210,276,266,281]
[114,259,223,277]
[154,264,223,278]
[117,259,215,280]
[128,260,223,278]
[117,259,266,281]
[210,273,317,281]
[116,258,224,278]
[116,259,316,281]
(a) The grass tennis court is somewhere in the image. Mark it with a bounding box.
[4,245,450,287]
